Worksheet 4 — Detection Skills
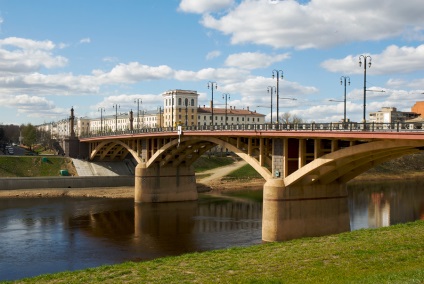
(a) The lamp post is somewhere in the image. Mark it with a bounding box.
[272,70,284,124]
[267,86,275,124]
[359,55,371,123]
[208,81,217,126]
[157,106,162,128]
[113,104,120,132]
[340,76,350,123]
[134,98,142,129]
[97,107,105,133]
[222,93,230,125]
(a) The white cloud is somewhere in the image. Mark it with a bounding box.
[321,44,424,75]
[206,50,221,60]
[201,0,424,49]
[93,62,175,84]
[178,0,234,14]
[79,38,91,44]
[225,52,290,69]
[0,37,68,73]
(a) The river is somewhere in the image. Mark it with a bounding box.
[0,179,423,281]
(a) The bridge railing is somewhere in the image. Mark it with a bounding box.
[80,122,424,138]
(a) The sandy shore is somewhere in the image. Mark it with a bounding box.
[1,170,422,199]
[0,178,265,199]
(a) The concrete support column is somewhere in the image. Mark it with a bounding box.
[298,139,306,168]
[135,163,198,203]
[262,180,350,242]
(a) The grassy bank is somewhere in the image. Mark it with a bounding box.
[192,156,236,172]
[9,220,423,283]
[0,156,75,177]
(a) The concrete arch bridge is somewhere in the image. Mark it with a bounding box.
[80,125,424,241]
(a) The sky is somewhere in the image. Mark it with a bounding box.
[0,0,424,125]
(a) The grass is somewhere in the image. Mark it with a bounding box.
[8,220,424,283]
[192,155,236,172]
[0,156,74,177]
[222,163,263,181]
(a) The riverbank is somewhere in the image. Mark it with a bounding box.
[13,220,424,283]
[2,169,424,199]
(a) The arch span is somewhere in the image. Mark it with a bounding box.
[146,136,272,180]
[284,139,424,187]
[90,139,142,164]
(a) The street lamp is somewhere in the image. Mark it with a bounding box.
[340,76,350,123]
[272,70,284,124]
[134,98,142,129]
[157,106,162,128]
[113,104,120,132]
[97,107,105,133]
[267,86,276,124]
[222,93,230,125]
[208,81,217,126]
[359,55,371,122]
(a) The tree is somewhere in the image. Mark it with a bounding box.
[21,123,37,150]
[279,112,304,124]
[0,127,4,142]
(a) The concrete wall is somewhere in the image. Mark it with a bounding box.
[0,176,134,190]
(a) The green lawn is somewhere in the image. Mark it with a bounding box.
[10,221,424,284]
[0,156,72,177]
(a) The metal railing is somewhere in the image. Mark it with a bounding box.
[81,122,424,138]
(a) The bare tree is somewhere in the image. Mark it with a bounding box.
[279,112,304,124]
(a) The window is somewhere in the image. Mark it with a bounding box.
[178,98,182,105]
[191,98,194,106]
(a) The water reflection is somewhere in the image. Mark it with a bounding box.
[263,197,350,241]
[0,179,423,281]
[348,179,424,230]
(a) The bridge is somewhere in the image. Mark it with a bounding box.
[78,122,424,241]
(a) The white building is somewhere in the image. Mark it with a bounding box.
[369,107,419,123]
[37,89,265,138]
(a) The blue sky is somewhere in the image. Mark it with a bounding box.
[0,0,424,125]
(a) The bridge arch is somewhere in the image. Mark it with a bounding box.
[146,136,272,180]
[284,139,424,187]
[90,139,142,164]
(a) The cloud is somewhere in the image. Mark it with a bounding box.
[178,0,234,14]
[206,50,221,60]
[321,44,424,75]
[225,52,290,69]
[79,38,91,44]
[93,62,175,84]
[0,37,68,73]
[201,0,424,49]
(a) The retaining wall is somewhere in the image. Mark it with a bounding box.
[0,176,134,190]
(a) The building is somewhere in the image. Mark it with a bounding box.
[162,89,198,127]
[411,101,424,117]
[369,107,419,123]
[37,89,265,139]
[197,105,264,126]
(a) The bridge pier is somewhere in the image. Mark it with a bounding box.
[262,179,350,242]
[134,163,198,203]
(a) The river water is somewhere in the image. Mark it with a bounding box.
[1,180,423,281]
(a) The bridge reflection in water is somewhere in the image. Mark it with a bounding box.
[74,194,349,248]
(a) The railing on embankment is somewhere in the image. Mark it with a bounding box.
[81,121,424,138]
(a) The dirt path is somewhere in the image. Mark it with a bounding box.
[197,160,247,184]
